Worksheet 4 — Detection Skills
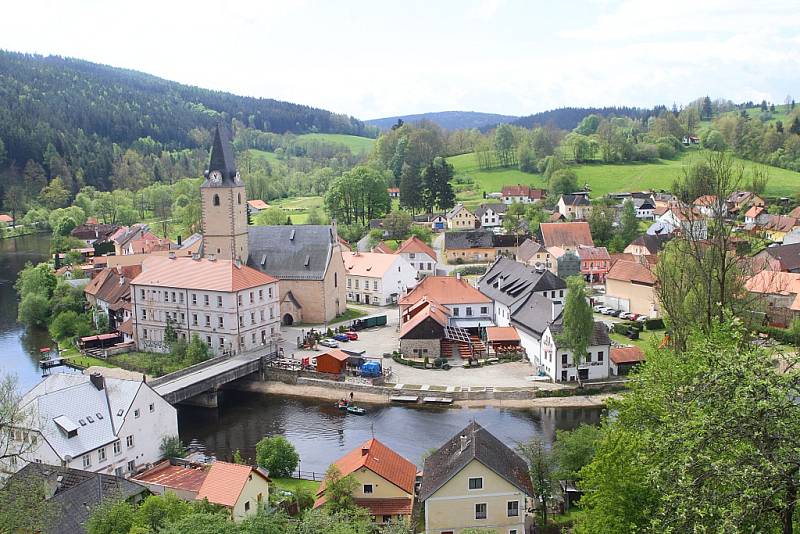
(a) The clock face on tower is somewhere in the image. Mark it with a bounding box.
[209,170,222,183]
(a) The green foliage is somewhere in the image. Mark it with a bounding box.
[15,262,57,299]
[160,512,239,534]
[255,435,300,477]
[420,157,456,212]
[325,166,391,225]
[552,424,603,481]
[558,277,594,382]
[49,310,93,342]
[383,210,412,239]
[17,293,51,328]
[548,169,578,198]
[233,449,245,464]
[186,334,210,365]
[159,435,187,459]
[253,207,290,226]
[323,465,359,515]
[517,438,555,526]
[86,498,137,534]
[619,199,639,245]
[133,492,193,533]
[587,201,616,245]
[0,475,57,533]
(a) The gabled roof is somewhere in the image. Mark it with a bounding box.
[248,225,337,281]
[196,461,269,508]
[576,246,610,261]
[610,346,646,365]
[70,223,120,241]
[343,251,404,278]
[478,257,566,307]
[509,292,560,337]
[560,194,591,207]
[628,233,673,255]
[485,326,520,342]
[372,241,394,254]
[446,203,473,219]
[548,320,612,347]
[316,349,351,362]
[395,235,437,260]
[445,230,493,250]
[12,463,147,534]
[247,199,269,210]
[399,276,491,307]
[745,205,764,219]
[419,421,534,502]
[317,438,417,497]
[762,243,800,271]
[540,222,594,248]
[606,259,656,285]
[134,460,208,493]
[516,238,543,263]
[474,203,508,218]
[746,271,800,310]
[788,206,800,219]
[0,214,13,223]
[762,215,798,233]
[132,256,276,292]
[399,299,450,338]
[501,184,544,199]
[693,195,718,207]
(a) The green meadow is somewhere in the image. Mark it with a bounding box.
[297,133,375,154]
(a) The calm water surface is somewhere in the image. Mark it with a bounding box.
[179,391,603,472]
[0,234,604,468]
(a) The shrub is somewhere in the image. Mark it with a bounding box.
[160,436,187,459]
[645,318,665,330]
[255,436,299,477]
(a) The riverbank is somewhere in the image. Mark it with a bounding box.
[228,379,618,408]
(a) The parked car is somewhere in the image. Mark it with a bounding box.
[628,313,640,321]
[319,338,339,348]
[593,305,605,313]
[619,312,632,320]
[636,315,649,323]
[345,331,359,341]
[333,333,350,342]
[609,310,623,317]
[602,308,616,315]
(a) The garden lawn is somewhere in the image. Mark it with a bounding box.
[296,133,375,155]
[333,307,368,323]
[272,477,320,494]
[248,149,281,164]
[609,329,666,351]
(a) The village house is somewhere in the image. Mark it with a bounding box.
[752,243,800,273]
[744,205,768,226]
[135,460,270,521]
[387,187,400,199]
[446,203,478,230]
[539,221,594,251]
[443,231,523,264]
[501,184,545,204]
[474,203,508,228]
[623,233,673,257]
[84,264,141,342]
[413,213,448,232]
[604,259,659,317]
[478,257,566,327]
[2,373,178,478]
[610,346,646,376]
[0,213,14,225]
[693,195,728,218]
[246,199,269,217]
[745,271,800,327]
[395,235,439,278]
[398,298,450,359]
[656,204,708,240]
[760,214,800,243]
[110,224,158,256]
[372,241,394,254]
[557,193,592,220]
[516,238,554,272]
[419,421,534,534]
[130,255,280,355]
[342,251,418,305]
[400,275,493,327]
[628,197,656,220]
[577,245,611,283]
[314,439,416,525]
[547,246,581,278]
[727,191,764,216]
[70,223,121,247]
[8,463,148,534]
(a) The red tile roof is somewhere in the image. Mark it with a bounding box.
[247,199,270,210]
[577,246,610,261]
[134,460,208,493]
[762,215,798,233]
[611,346,646,364]
[343,251,402,277]
[606,259,655,285]
[316,349,350,362]
[745,205,764,219]
[485,326,520,342]
[316,439,416,498]
[132,256,277,292]
[372,241,394,254]
[0,214,13,223]
[196,461,268,508]
[540,222,594,248]
[354,497,413,516]
[693,195,718,207]
[395,235,437,260]
[399,276,491,307]
[399,299,450,338]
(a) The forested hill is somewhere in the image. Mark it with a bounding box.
[513,105,662,130]
[367,111,519,131]
[0,50,376,186]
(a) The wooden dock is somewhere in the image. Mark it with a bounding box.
[389,395,420,403]
[40,357,67,370]
[422,396,453,405]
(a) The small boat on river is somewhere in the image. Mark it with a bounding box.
[346,405,366,415]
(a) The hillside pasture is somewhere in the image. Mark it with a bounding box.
[297,133,375,154]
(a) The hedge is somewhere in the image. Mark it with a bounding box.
[451,265,486,276]
[759,326,797,345]
[645,318,665,330]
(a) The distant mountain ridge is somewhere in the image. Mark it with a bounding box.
[512,106,661,130]
[366,111,519,131]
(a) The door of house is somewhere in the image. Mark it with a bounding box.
[578,368,589,381]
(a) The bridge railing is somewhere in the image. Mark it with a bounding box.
[149,355,230,387]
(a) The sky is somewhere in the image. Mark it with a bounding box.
[2,0,799,120]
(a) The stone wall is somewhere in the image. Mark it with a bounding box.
[399,338,440,359]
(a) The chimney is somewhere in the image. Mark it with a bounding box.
[89,373,104,391]
[459,435,469,453]
[361,446,369,457]
[119,275,125,286]
[168,251,176,260]
[208,254,216,262]
[177,235,182,246]
[456,272,461,281]
[235,258,241,269]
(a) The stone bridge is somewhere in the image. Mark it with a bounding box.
[150,350,276,406]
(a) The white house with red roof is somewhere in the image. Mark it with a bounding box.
[394,235,439,278]
[342,251,418,305]
[129,255,280,355]
[314,438,416,525]
[501,184,545,204]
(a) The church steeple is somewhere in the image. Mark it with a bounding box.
[202,124,240,187]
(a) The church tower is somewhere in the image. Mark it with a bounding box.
[201,124,249,262]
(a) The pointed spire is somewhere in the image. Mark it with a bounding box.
[204,124,237,185]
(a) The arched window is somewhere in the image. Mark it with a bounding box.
[237,193,242,204]
[213,194,220,206]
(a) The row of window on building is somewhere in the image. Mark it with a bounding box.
[138,288,274,306]
[140,307,277,327]
[142,327,276,348]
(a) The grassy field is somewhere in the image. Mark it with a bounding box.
[297,133,375,154]
[271,196,324,225]
[447,148,800,199]
[272,477,320,494]
[248,148,281,165]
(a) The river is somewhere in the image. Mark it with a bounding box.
[0,234,604,472]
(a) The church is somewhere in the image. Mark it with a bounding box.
[200,125,347,325]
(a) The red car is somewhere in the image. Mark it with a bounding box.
[345,331,359,341]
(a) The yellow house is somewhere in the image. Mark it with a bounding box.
[195,461,271,521]
[419,422,533,534]
[604,260,659,317]
[447,204,478,230]
[314,438,417,525]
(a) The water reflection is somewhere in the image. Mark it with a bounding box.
[179,391,603,472]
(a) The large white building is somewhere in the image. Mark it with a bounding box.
[3,373,177,478]
[394,236,439,279]
[343,251,418,305]
[130,255,280,355]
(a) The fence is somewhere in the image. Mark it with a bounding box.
[292,469,324,482]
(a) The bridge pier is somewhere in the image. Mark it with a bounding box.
[179,388,222,408]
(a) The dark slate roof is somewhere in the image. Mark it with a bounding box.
[764,242,800,271]
[630,233,673,254]
[474,203,508,218]
[202,124,238,186]
[9,463,147,534]
[248,225,336,280]
[548,319,612,347]
[509,292,561,337]
[493,234,525,248]
[561,194,591,206]
[419,421,534,502]
[517,238,543,263]
[70,223,120,241]
[445,230,494,250]
[478,257,566,307]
